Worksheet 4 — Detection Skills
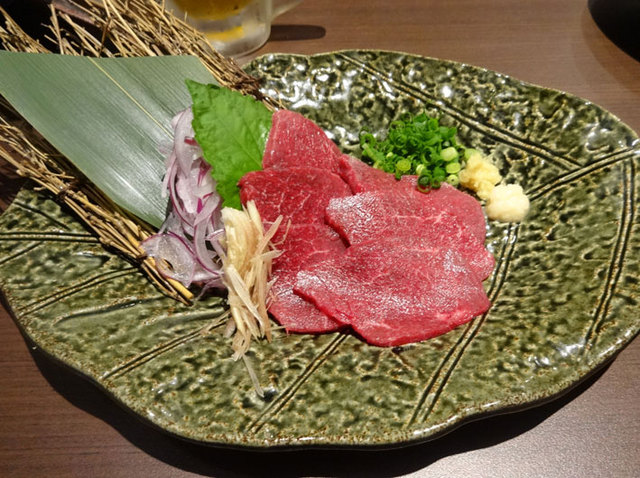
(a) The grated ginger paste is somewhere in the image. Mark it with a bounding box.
[458,151,502,200]
[485,184,530,223]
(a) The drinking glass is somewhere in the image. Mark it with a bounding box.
[166,0,303,57]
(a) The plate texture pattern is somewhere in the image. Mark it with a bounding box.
[1,50,639,448]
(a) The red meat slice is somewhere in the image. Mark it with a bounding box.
[239,167,352,224]
[338,155,398,193]
[294,237,491,347]
[262,110,342,173]
[326,191,494,280]
[238,165,351,334]
[338,156,487,242]
[400,177,487,242]
[268,224,346,333]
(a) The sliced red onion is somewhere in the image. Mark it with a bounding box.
[141,233,196,285]
[142,107,225,290]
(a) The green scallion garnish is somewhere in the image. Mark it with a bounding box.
[359,112,467,190]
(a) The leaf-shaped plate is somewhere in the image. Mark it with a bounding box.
[1,50,639,449]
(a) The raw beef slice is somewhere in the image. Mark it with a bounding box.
[399,177,487,242]
[325,191,494,280]
[338,155,399,193]
[262,110,342,173]
[268,224,346,333]
[294,238,491,346]
[239,167,352,224]
[338,154,487,242]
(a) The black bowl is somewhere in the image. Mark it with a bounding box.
[589,0,640,61]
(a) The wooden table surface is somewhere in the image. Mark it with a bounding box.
[1,1,639,477]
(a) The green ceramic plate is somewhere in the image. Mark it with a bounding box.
[1,50,639,449]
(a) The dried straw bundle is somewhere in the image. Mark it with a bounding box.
[0,0,278,304]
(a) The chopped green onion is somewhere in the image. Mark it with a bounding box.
[446,174,460,186]
[358,112,467,192]
[445,162,461,174]
[441,146,459,162]
[418,174,432,189]
[396,158,412,174]
[417,173,436,192]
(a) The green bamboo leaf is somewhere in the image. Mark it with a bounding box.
[0,51,216,228]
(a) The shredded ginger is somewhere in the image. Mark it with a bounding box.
[221,201,282,362]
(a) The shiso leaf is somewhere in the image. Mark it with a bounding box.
[0,51,216,228]
[187,79,272,210]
